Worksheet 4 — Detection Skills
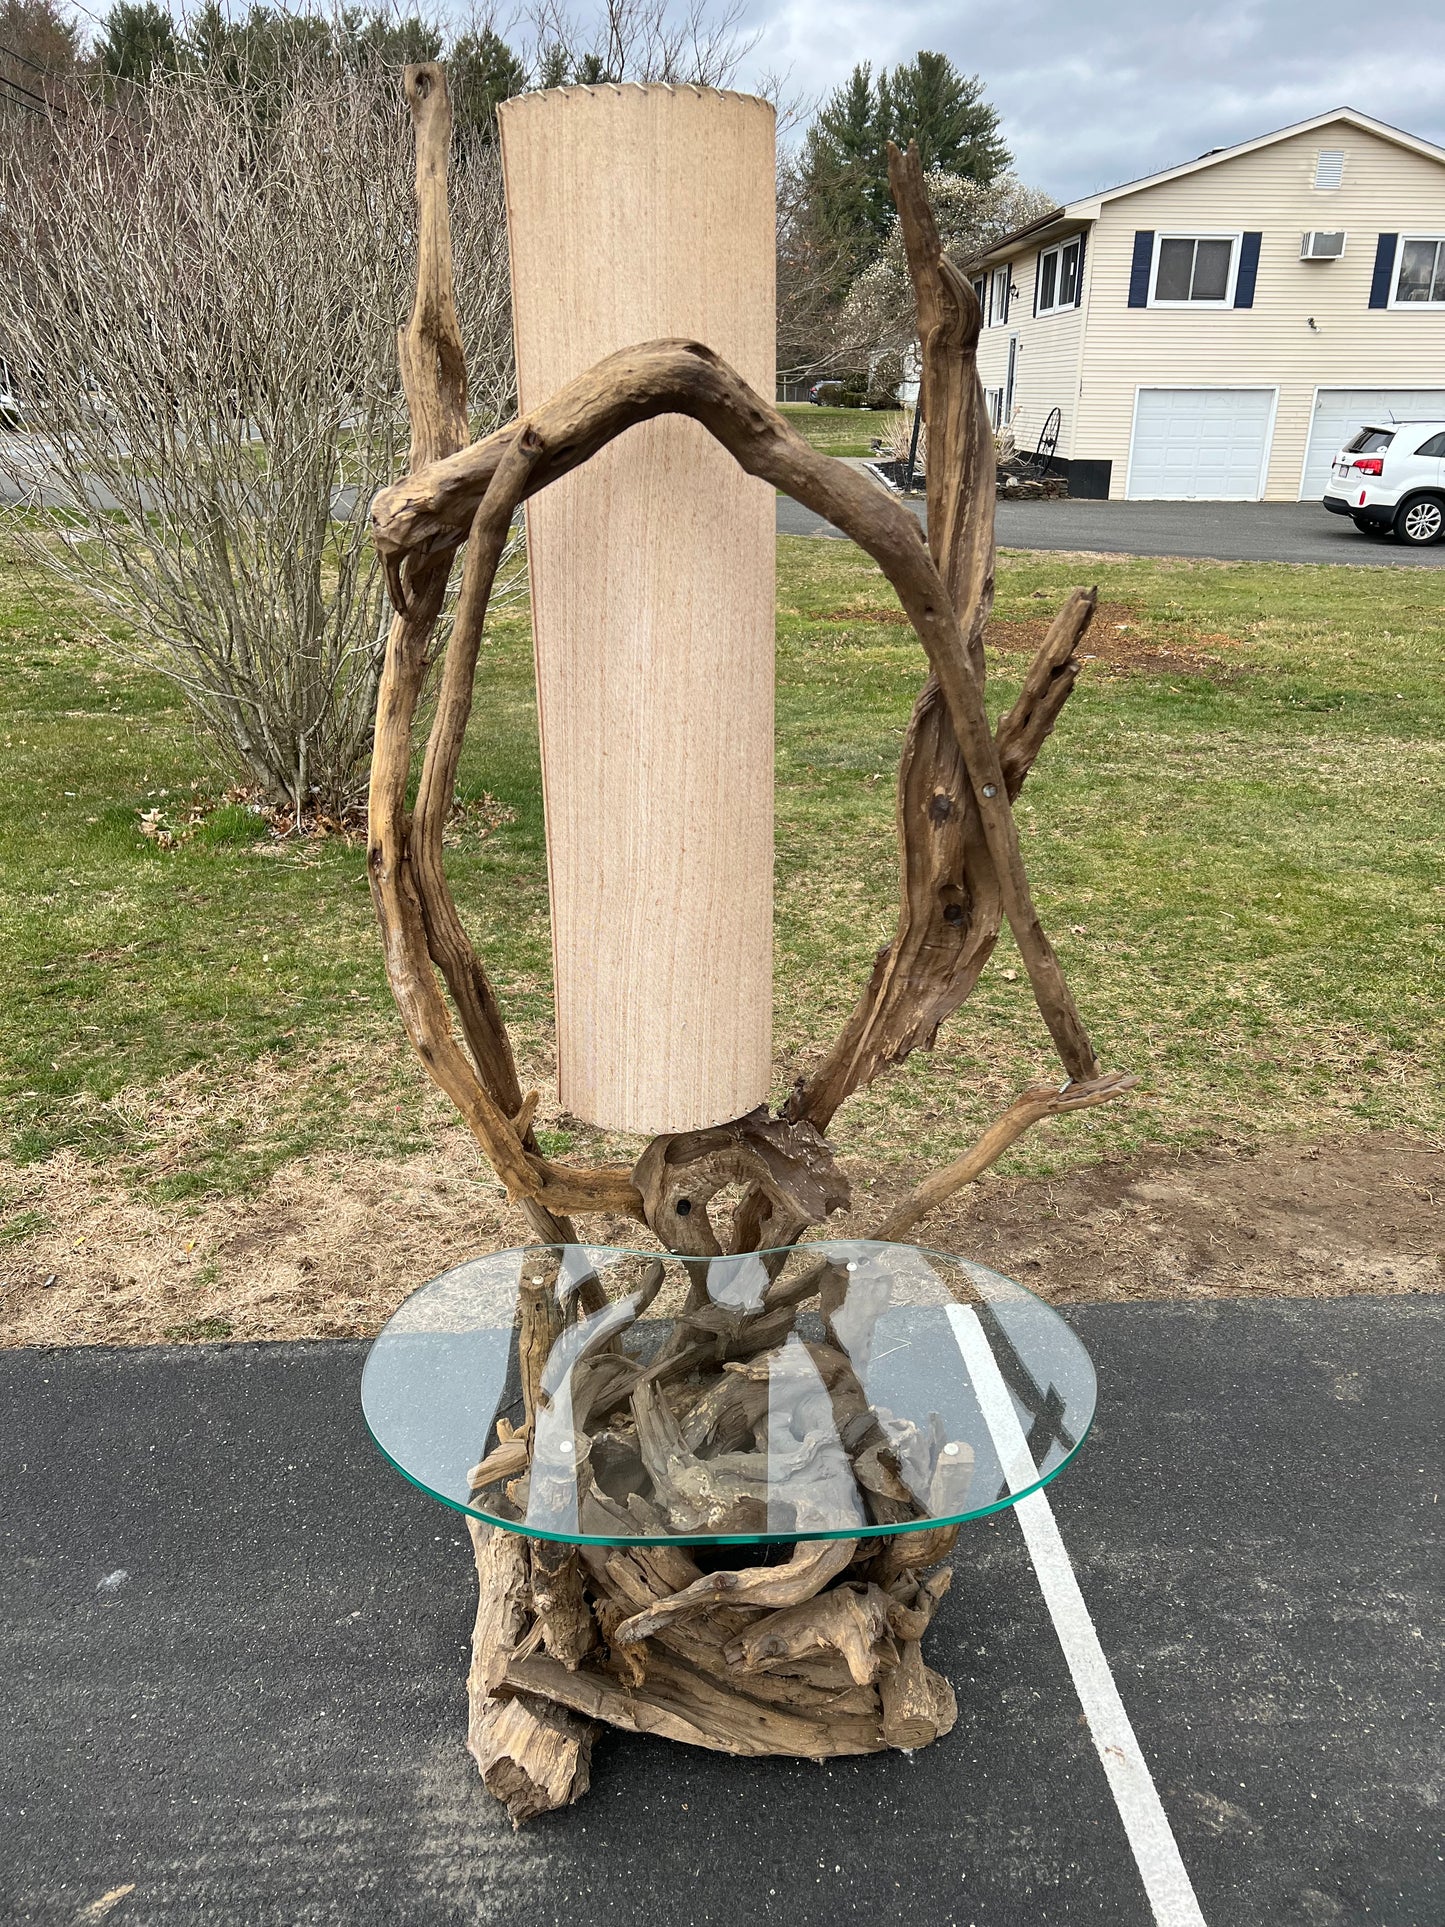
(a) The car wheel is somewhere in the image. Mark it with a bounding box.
[1351,515,1390,536]
[1395,495,1445,546]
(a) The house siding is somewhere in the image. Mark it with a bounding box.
[972,119,1445,499]
[1075,123,1445,498]
[974,245,1088,464]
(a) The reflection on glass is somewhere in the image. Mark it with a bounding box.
[361,1241,1096,1548]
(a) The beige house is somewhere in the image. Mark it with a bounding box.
[967,108,1445,499]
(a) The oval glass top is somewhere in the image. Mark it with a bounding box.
[361,1240,1095,1548]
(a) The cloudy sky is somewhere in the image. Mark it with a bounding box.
[735,0,1445,202]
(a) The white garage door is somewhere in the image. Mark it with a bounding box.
[1127,388,1276,500]
[1300,388,1445,498]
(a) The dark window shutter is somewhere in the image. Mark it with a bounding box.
[1234,232,1261,307]
[1128,231,1154,307]
[1032,253,1041,317]
[1074,229,1088,307]
[1001,271,1010,324]
[1369,234,1397,308]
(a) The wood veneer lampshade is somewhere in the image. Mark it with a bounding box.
[498,85,776,1136]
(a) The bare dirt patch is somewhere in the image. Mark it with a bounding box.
[820,599,1244,675]
[861,1130,1441,1305]
[987,600,1243,676]
[0,1130,1437,1347]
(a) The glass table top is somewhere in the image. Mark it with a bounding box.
[361,1240,1095,1548]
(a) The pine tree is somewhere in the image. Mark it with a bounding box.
[799,52,1011,293]
[96,0,177,84]
[450,26,527,140]
[880,52,1009,181]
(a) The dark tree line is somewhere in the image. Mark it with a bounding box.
[0,0,610,141]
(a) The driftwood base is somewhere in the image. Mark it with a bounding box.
[465,1516,959,1825]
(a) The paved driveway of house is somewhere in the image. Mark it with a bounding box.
[777,491,1445,566]
[2,1297,1438,1926]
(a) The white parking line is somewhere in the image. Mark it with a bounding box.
[947,1304,1208,1927]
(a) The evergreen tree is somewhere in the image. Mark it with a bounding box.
[880,51,1009,181]
[799,52,1011,294]
[799,63,888,295]
[96,0,177,84]
[450,25,527,141]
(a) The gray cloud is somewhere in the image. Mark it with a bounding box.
[738,0,1445,200]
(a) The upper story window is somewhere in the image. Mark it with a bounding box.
[1393,237,1445,304]
[1150,233,1238,305]
[990,265,1011,325]
[971,273,987,318]
[1037,236,1082,314]
[1313,149,1345,190]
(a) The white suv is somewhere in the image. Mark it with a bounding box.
[1322,421,1445,545]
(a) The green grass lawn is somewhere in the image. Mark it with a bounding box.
[1,534,1441,1230]
[779,403,904,459]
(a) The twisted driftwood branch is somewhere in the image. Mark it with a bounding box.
[369,85,1136,1822]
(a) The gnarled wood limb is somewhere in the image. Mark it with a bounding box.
[872,1070,1138,1242]
[724,1581,895,1685]
[789,589,1099,1131]
[465,1520,593,1826]
[633,1108,849,1255]
[612,1537,860,1646]
[500,1648,896,1760]
[374,334,1097,1085]
[788,149,1101,1133]
[887,139,993,657]
[396,64,467,475]
[881,1636,956,1749]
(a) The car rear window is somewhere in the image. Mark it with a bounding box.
[1345,428,1395,453]
[1412,432,1445,457]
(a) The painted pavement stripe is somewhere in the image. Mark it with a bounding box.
[947,1303,1209,1927]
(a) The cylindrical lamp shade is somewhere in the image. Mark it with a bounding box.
[499,86,776,1136]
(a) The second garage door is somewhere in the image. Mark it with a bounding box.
[1299,388,1445,498]
[1127,387,1276,500]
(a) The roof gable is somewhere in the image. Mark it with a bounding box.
[1087,108,1445,209]
[970,108,1445,269]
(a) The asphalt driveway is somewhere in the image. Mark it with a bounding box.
[776,491,1445,566]
[3,1297,1439,1926]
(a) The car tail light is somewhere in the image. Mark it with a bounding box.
[1352,456,1384,475]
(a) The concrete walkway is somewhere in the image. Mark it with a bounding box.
[3,1298,1439,1925]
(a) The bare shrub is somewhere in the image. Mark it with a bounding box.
[0,57,513,814]
[875,409,924,467]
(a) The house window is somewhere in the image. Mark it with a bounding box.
[1150,233,1238,305]
[971,273,987,319]
[1314,149,1345,190]
[1037,237,1081,315]
[991,266,1011,325]
[1392,237,1445,304]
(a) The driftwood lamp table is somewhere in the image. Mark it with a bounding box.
[362,63,1138,1824]
[362,1238,1095,1817]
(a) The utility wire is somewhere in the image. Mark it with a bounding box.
[0,41,58,75]
[0,53,69,116]
[0,76,51,118]
[0,63,55,107]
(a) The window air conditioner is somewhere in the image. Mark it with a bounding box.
[1300,231,1346,260]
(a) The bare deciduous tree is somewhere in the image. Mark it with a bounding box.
[523,0,755,87]
[839,167,1058,362]
[0,55,514,814]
